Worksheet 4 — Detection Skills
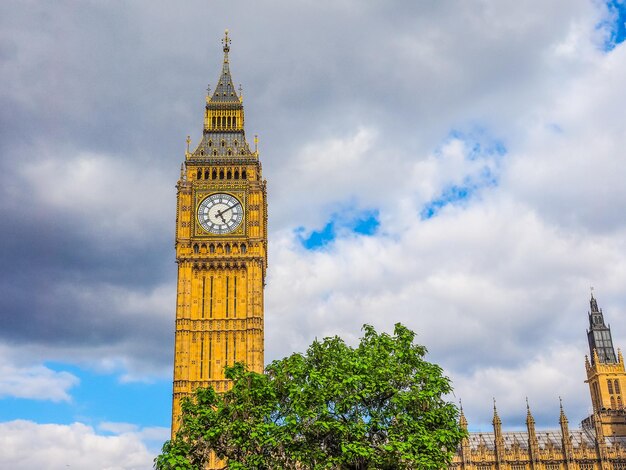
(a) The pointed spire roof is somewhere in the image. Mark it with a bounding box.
[559,397,567,423]
[492,398,502,427]
[459,400,468,429]
[559,397,574,459]
[191,30,256,160]
[210,29,240,104]
[587,291,617,364]
[590,289,599,313]
[526,397,535,426]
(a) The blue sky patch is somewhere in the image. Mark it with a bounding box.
[600,0,626,51]
[0,362,171,429]
[421,129,504,220]
[297,209,380,250]
[447,129,507,161]
[421,184,471,220]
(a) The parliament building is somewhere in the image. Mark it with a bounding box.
[451,294,626,470]
[170,32,626,470]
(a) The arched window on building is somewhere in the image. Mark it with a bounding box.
[616,380,621,394]
[609,379,614,395]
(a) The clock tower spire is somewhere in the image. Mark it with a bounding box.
[171,31,267,444]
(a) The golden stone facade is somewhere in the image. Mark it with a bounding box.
[452,295,626,470]
[171,31,267,437]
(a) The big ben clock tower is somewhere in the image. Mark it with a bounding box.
[171,30,267,435]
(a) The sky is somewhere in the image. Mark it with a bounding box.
[1,0,626,468]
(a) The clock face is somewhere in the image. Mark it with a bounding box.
[197,193,244,234]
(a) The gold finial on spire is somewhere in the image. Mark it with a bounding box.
[222,29,231,54]
[186,135,191,153]
[238,84,243,102]
[206,84,211,96]
[254,134,259,154]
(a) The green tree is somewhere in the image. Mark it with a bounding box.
[155,323,465,470]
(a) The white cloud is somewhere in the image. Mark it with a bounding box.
[452,344,592,431]
[0,420,159,470]
[0,348,78,402]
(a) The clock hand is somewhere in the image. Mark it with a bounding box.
[215,207,228,223]
[217,200,241,217]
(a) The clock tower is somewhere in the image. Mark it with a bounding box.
[171,30,267,435]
